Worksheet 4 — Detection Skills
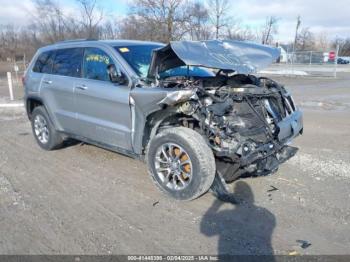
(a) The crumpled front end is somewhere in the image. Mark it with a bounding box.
[140,39,301,182]
[163,74,303,182]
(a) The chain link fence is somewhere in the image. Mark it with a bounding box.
[289,51,326,64]
[261,45,350,78]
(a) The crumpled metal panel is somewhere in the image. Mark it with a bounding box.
[148,40,280,77]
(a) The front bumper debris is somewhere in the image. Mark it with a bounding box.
[239,106,303,167]
[211,145,298,202]
[277,109,303,142]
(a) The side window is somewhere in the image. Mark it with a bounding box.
[83,48,114,81]
[52,48,83,77]
[33,51,55,73]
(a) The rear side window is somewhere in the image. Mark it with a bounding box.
[33,51,55,73]
[52,48,83,77]
[83,48,114,81]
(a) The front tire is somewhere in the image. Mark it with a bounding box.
[147,127,216,200]
[31,106,63,150]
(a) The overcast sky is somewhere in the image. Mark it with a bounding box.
[0,0,349,43]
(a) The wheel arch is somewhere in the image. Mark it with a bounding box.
[26,96,44,120]
[141,108,200,156]
[26,96,60,131]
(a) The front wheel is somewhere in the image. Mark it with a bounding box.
[147,127,216,200]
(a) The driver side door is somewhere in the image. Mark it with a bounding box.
[73,47,132,150]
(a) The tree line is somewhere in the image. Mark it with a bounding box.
[0,0,349,61]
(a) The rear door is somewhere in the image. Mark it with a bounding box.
[29,50,55,96]
[73,47,132,150]
[40,47,84,133]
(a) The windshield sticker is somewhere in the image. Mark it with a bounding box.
[86,54,110,64]
[119,47,130,53]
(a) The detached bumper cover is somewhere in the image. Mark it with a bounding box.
[277,109,303,142]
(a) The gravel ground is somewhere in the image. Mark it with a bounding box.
[0,74,349,255]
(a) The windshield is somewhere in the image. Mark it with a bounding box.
[115,44,215,79]
[115,44,162,78]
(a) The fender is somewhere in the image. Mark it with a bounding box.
[25,95,61,131]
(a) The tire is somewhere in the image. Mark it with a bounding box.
[31,106,63,150]
[147,127,216,200]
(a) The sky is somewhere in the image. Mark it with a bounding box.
[0,0,349,43]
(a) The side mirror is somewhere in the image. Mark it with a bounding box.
[107,64,126,84]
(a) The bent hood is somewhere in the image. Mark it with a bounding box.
[148,40,280,77]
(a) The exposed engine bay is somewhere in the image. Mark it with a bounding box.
[155,73,303,182]
[128,40,304,185]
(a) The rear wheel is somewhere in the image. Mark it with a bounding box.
[31,106,63,150]
[147,127,216,200]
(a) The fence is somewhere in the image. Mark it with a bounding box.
[0,61,26,101]
[261,45,350,78]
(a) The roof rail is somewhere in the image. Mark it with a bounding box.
[55,38,98,44]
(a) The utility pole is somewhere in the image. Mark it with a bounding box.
[292,15,301,73]
[334,44,339,78]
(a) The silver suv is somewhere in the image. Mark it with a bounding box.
[24,39,303,200]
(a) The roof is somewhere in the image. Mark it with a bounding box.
[39,39,164,52]
[100,39,164,47]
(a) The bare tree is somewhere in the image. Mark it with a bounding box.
[2,0,297,62]
[31,0,67,43]
[333,37,350,56]
[0,24,20,60]
[76,0,104,38]
[117,15,159,41]
[227,25,256,41]
[100,20,118,40]
[315,31,330,51]
[261,16,279,45]
[129,0,189,43]
[187,1,211,40]
[207,0,231,39]
[296,27,315,51]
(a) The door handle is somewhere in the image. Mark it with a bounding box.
[43,80,52,84]
[76,85,88,90]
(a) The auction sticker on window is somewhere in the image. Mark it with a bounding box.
[119,47,130,53]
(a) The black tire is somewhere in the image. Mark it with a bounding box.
[31,106,63,150]
[147,127,216,200]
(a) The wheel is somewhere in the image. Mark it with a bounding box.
[147,127,216,200]
[31,106,63,150]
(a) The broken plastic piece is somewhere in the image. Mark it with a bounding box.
[267,185,279,192]
[296,240,312,249]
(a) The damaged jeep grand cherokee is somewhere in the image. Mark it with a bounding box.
[24,39,303,200]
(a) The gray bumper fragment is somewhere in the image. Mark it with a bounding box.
[277,109,303,142]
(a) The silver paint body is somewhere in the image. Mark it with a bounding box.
[24,40,303,156]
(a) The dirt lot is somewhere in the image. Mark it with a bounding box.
[0,74,349,255]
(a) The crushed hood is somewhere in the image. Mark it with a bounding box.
[148,40,280,77]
